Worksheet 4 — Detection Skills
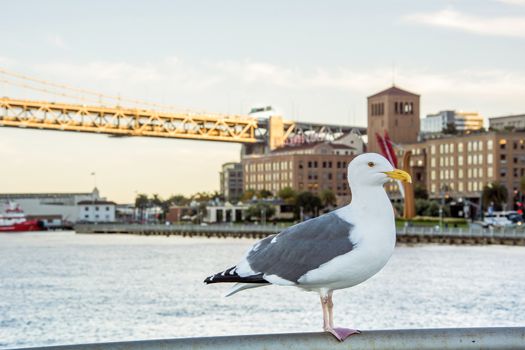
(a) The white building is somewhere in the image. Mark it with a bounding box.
[421,110,484,134]
[205,202,248,223]
[489,114,525,131]
[0,188,104,223]
[77,200,116,222]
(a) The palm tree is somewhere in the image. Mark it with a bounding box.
[482,181,508,211]
[319,189,337,208]
[134,194,150,222]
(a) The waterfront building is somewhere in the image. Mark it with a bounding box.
[421,110,484,135]
[403,131,525,209]
[242,141,358,204]
[367,85,420,153]
[77,200,116,222]
[219,162,243,202]
[205,202,248,223]
[0,188,105,223]
[489,114,525,131]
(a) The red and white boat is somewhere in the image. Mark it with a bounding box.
[0,201,45,232]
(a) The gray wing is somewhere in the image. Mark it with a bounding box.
[246,212,354,283]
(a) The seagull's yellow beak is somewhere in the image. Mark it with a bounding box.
[384,169,412,183]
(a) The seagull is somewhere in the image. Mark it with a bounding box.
[204,153,411,341]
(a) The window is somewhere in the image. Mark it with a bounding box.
[85,207,89,211]
[106,207,110,211]
[95,206,99,211]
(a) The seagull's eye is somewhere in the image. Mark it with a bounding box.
[368,162,375,168]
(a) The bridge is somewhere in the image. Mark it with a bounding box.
[0,68,365,150]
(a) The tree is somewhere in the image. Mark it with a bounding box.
[246,202,275,222]
[278,186,297,204]
[258,189,273,199]
[415,198,430,216]
[241,189,257,201]
[482,181,508,211]
[168,194,189,206]
[134,194,150,222]
[443,123,457,135]
[295,191,322,218]
[424,200,440,217]
[413,184,429,199]
[319,189,337,208]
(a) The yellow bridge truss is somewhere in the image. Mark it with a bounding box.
[0,97,264,143]
[0,68,365,148]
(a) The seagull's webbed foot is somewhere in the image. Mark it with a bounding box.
[320,290,360,341]
[324,327,360,342]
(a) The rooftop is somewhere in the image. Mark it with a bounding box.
[367,85,420,99]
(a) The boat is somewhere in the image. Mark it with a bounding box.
[0,201,45,232]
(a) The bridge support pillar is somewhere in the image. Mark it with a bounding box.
[268,115,284,151]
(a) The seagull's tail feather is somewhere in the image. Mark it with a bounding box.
[224,283,267,297]
[204,266,270,284]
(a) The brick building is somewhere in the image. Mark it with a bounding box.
[404,132,525,207]
[367,85,420,153]
[242,142,358,204]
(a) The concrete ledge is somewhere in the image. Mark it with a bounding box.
[9,327,525,350]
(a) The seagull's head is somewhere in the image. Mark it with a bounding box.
[347,153,412,188]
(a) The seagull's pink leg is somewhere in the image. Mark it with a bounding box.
[320,291,360,342]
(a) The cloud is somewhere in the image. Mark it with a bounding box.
[498,0,525,5]
[47,34,67,48]
[3,57,525,116]
[404,8,525,38]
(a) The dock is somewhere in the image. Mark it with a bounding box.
[74,223,525,245]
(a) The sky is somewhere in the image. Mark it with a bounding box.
[1,0,524,202]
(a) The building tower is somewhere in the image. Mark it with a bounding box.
[367,86,420,153]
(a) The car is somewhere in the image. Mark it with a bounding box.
[483,211,521,227]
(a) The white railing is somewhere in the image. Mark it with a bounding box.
[7,327,525,350]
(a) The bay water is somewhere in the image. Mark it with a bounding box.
[1,231,524,348]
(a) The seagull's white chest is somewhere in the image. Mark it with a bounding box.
[297,199,396,292]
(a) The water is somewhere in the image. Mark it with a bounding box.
[1,232,525,349]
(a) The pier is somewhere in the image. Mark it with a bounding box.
[74,223,525,245]
[8,327,525,350]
